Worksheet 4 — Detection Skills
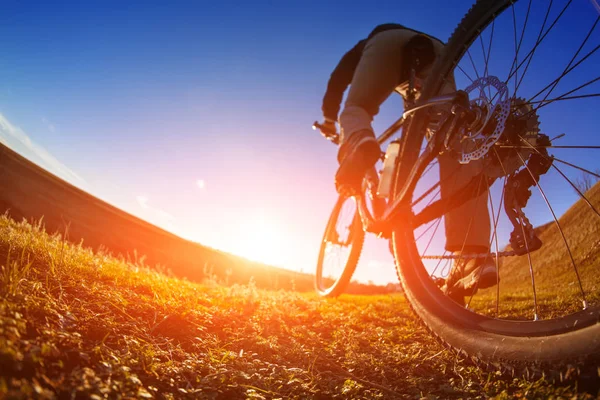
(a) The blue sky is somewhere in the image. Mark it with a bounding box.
[1,1,598,284]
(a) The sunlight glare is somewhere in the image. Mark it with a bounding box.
[227,213,289,267]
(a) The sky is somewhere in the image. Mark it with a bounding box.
[1,0,598,285]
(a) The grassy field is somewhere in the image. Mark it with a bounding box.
[1,215,597,399]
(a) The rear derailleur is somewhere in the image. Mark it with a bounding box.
[503,135,554,256]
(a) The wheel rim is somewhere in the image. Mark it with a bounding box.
[405,0,600,328]
[316,196,359,294]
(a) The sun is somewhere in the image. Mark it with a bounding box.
[228,214,289,267]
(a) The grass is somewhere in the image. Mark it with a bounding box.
[0,215,597,399]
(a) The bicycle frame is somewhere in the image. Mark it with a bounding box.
[356,91,474,237]
[374,92,460,146]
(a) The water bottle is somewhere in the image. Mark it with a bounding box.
[377,140,401,198]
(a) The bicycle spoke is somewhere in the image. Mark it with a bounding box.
[492,180,506,317]
[492,148,510,315]
[515,136,598,308]
[551,164,600,217]
[421,216,444,257]
[422,159,439,179]
[516,150,588,310]
[416,217,440,244]
[497,151,538,320]
[324,199,356,284]
[457,65,475,84]
[420,167,461,258]
[464,150,508,312]
[479,36,490,98]
[412,158,445,207]
[465,175,506,311]
[520,208,540,320]
[455,174,485,308]
[498,145,600,150]
[534,76,600,112]
[508,0,532,92]
[485,19,495,78]
[553,157,600,179]
[491,1,576,109]
[415,187,443,244]
[467,49,482,82]
[467,49,484,99]
[479,18,495,99]
[507,0,574,95]
[412,182,440,207]
[523,93,600,104]
[527,18,600,104]
[516,135,600,217]
[413,171,493,229]
[513,0,554,96]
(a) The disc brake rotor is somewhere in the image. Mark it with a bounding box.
[456,76,511,164]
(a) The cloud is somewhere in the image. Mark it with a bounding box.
[196,179,205,190]
[41,117,56,133]
[136,195,176,229]
[136,195,150,209]
[0,113,85,187]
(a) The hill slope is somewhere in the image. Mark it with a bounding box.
[0,215,594,399]
[473,181,600,318]
[0,143,389,295]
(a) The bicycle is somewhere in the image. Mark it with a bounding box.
[313,0,600,376]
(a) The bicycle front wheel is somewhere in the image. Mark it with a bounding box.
[315,194,365,297]
[392,0,600,377]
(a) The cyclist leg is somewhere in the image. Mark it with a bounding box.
[421,49,491,254]
[440,154,491,253]
[336,29,418,191]
[439,153,495,303]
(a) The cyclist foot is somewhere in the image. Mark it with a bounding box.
[335,130,380,195]
[443,256,499,306]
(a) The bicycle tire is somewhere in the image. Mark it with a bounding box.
[315,194,365,297]
[392,0,600,377]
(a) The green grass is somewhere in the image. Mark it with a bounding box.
[0,215,596,399]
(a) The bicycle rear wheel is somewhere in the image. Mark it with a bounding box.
[392,0,600,376]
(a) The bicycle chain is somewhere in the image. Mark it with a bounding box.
[421,250,517,260]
